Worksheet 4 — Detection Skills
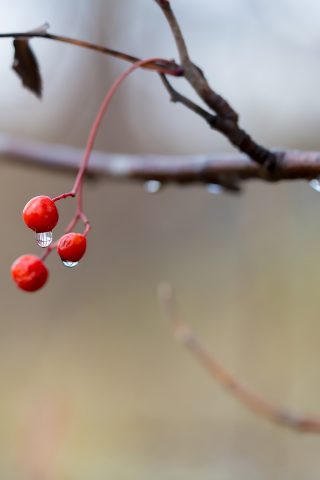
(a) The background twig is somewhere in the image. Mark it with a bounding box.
[158,283,320,434]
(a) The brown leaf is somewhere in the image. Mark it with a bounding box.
[12,39,42,98]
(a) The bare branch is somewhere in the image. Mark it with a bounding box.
[154,0,236,119]
[158,283,320,434]
[1,134,320,189]
[154,1,276,167]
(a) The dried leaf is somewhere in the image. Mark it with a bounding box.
[12,39,42,98]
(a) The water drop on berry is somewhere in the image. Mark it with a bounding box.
[207,184,223,194]
[62,260,78,268]
[144,180,161,193]
[309,179,320,192]
[35,231,52,248]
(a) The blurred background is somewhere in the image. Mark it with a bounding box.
[1,0,320,478]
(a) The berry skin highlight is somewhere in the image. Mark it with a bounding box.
[11,254,48,292]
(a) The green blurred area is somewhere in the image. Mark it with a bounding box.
[1,0,320,478]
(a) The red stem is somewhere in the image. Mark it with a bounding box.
[71,57,169,196]
[52,192,75,202]
[41,57,170,261]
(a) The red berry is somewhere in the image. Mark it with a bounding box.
[23,196,59,233]
[11,254,49,292]
[57,233,87,262]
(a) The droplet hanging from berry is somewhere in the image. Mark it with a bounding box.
[35,231,53,248]
[62,260,79,268]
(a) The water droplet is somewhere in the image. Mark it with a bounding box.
[207,183,223,194]
[36,231,52,248]
[309,179,320,192]
[144,180,161,193]
[62,260,78,268]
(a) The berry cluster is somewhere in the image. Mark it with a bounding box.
[10,57,171,292]
[11,195,88,292]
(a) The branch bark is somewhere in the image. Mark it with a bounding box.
[1,134,319,190]
[158,283,320,434]
[0,133,320,190]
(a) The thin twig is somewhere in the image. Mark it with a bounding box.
[0,30,183,76]
[159,74,217,126]
[158,283,320,434]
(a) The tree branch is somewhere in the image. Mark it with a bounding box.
[154,1,276,167]
[1,134,320,190]
[158,283,320,434]
[0,18,280,168]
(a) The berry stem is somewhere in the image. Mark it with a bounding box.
[80,212,90,237]
[52,192,75,202]
[41,57,171,261]
[71,57,169,197]
[40,212,80,261]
